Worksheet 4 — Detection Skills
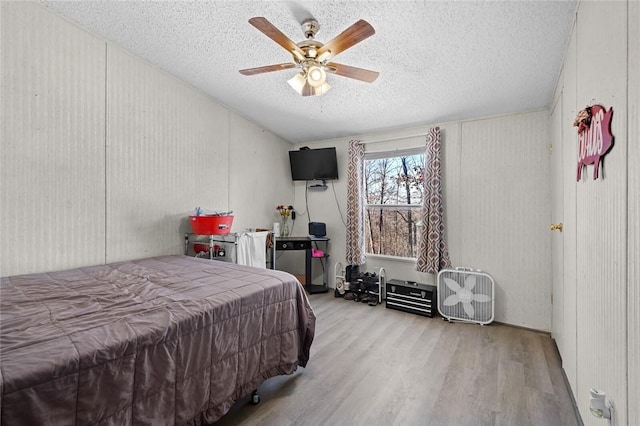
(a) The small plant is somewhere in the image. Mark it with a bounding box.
[276,205,294,218]
[276,205,294,236]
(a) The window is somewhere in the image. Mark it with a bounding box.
[364,150,424,258]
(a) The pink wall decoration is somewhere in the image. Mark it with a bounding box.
[575,104,614,181]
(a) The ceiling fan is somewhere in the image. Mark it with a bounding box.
[239,17,379,97]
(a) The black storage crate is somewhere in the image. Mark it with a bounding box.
[385,279,437,317]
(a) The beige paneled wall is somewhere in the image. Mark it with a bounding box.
[228,112,294,232]
[105,45,230,262]
[297,111,552,331]
[628,1,640,423]
[574,2,628,425]
[0,2,292,275]
[0,2,106,276]
[286,139,350,280]
[439,124,463,266]
[551,1,637,424]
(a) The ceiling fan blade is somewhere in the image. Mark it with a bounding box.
[325,62,379,83]
[239,63,297,76]
[248,17,306,58]
[316,19,375,59]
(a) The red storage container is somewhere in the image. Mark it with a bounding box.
[193,243,210,253]
[189,215,234,235]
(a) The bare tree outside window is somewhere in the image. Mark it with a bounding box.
[364,153,424,258]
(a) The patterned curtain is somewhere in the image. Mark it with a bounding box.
[345,139,366,265]
[416,127,451,274]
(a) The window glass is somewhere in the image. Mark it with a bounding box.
[364,152,424,258]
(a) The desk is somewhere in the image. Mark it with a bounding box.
[270,236,329,294]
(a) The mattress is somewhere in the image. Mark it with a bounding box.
[0,255,316,425]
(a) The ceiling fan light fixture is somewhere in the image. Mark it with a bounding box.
[306,65,326,87]
[292,49,305,62]
[316,50,331,62]
[312,82,331,96]
[241,17,378,97]
[287,72,307,95]
[288,72,331,97]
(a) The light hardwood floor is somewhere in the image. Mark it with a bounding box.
[214,292,581,426]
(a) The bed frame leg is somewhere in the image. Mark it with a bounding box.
[251,389,260,405]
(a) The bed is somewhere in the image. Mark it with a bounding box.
[0,255,316,425]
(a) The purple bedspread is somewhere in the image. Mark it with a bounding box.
[0,255,316,425]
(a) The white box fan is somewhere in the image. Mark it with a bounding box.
[437,267,494,325]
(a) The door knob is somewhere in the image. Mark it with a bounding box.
[550,223,563,232]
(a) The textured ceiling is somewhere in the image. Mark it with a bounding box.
[41,1,577,144]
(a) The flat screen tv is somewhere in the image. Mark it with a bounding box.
[289,147,339,181]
